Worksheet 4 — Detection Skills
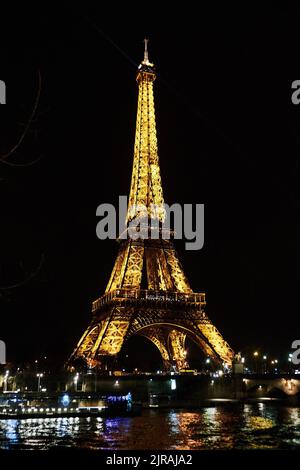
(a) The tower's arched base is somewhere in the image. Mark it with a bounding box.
[66,294,234,372]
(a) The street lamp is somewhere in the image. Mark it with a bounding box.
[288,353,293,372]
[262,355,267,374]
[36,373,43,392]
[205,358,211,373]
[74,373,79,391]
[253,351,259,373]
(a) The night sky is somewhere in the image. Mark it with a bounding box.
[0,5,298,369]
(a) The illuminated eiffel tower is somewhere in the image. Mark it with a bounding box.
[67,40,234,371]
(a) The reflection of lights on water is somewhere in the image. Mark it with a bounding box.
[169,411,180,427]
[4,420,19,442]
[96,416,104,433]
[243,404,251,414]
[286,408,300,426]
[0,404,300,451]
[248,416,275,430]
[203,407,217,420]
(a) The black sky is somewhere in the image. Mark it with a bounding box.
[0,4,298,368]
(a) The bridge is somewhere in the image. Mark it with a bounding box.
[239,373,300,397]
[64,372,300,403]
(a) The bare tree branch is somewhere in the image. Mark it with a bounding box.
[0,69,42,166]
[0,254,45,291]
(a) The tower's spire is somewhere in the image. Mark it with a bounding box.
[143,38,149,65]
[141,38,154,68]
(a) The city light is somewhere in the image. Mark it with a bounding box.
[253,351,259,357]
[62,394,70,406]
[74,372,79,391]
[3,370,10,392]
[36,373,43,392]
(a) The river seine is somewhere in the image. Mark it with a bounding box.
[0,402,299,450]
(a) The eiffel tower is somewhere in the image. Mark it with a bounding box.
[67,40,234,372]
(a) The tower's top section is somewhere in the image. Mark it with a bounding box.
[126,39,165,225]
[142,38,151,65]
[137,38,155,78]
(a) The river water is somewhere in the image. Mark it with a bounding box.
[0,402,299,450]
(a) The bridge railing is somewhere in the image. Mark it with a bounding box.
[92,289,205,312]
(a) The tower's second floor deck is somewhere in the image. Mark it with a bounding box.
[92,288,206,312]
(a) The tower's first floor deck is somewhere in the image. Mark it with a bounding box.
[92,288,206,312]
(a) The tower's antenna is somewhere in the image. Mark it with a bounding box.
[143,38,149,64]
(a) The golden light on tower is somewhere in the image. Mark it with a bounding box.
[67,40,234,372]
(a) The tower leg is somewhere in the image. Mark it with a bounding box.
[67,306,133,370]
[168,330,189,371]
[139,327,172,371]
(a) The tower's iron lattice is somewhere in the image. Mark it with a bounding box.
[67,41,234,371]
